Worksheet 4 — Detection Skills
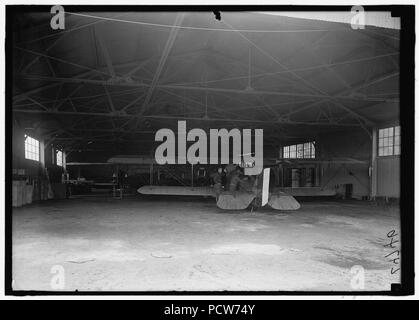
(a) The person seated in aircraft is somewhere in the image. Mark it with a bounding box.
[228,168,241,195]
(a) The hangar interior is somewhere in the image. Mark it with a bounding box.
[11,10,401,291]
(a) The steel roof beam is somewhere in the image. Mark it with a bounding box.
[14,109,364,126]
[137,13,185,117]
[19,75,398,104]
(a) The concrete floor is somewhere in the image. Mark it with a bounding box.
[12,196,400,292]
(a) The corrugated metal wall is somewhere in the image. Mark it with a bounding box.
[376,157,400,198]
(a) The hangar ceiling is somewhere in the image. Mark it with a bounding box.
[12,10,400,159]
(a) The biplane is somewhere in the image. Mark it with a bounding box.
[103,155,356,211]
[137,166,301,211]
[133,156,302,210]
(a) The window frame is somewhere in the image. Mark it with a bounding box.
[378,125,400,157]
[24,134,40,162]
[56,149,63,167]
[283,141,316,159]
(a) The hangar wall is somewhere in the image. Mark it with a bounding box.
[11,126,400,201]
[13,127,45,178]
[13,127,65,173]
[319,129,371,199]
[376,156,400,198]
[318,128,400,199]
[12,126,67,206]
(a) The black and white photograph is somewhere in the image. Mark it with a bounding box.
[2,2,415,299]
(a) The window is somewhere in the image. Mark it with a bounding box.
[24,135,40,161]
[378,126,400,156]
[56,150,63,167]
[283,141,315,159]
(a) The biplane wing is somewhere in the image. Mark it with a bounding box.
[138,168,302,211]
[276,157,368,165]
[137,185,215,197]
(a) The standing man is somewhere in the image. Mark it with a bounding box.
[211,167,224,200]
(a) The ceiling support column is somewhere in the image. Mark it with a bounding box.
[370,127,378,200]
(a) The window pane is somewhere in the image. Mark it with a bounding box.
[25,135,40,162]
[283,142,316,159]
[378,126,401,157]
[303,143,310,158]
[283,146,289,158]
[56,151,63,166]
[297,144,304,158]
[379,129,384,138]
[388,127,394,137]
